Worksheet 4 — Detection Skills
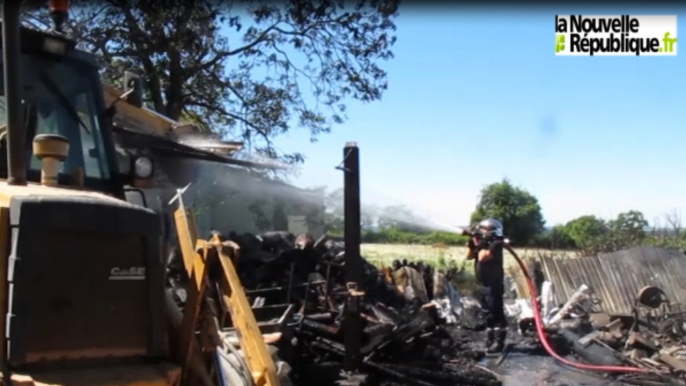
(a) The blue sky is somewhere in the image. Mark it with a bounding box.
[268,6,686,227]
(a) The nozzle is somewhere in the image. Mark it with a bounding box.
[33,134,69,187]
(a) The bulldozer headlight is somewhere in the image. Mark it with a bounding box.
[133,156,154,179]
[42,37,67,56]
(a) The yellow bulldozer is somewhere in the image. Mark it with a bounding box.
[0,1,282,385]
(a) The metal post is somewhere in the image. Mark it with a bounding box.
[343,142,362,372]
[2,1,27,185]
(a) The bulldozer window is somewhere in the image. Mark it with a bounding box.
[0,53,115,187]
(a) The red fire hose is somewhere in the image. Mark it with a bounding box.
[504,244,648,374]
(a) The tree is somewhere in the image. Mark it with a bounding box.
[649,210,686,248]
[607,210,648,250]
[565,215,609,248]
[562,211,649,255]
[23,0,399,165]
[564,215,608,252]
[549,225,576,249]
[470,179,545,246]
[534,225,576,249]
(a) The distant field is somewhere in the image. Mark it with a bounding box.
[361,243,579,269]
[361,243,579,294]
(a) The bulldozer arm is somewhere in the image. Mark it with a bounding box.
[172,190,280,386]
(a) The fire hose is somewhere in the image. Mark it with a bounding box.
[502,244,648,374]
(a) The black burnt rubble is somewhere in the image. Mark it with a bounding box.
[508,278,686,385]
[167,231,502,386]
[167,231,686,386]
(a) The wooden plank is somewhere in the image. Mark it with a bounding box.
[173,205,206,382]
[659,351,686,372]
[174,207,195,278]
[178,252,206,364]
[214,237,278,386]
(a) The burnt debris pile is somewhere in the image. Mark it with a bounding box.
[167,231,501,386]
[511,277,686,385]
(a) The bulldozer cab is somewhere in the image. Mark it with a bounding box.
[0,28,141,197]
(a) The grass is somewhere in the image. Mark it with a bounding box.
[361,243,579,294]
[361,243,578,267]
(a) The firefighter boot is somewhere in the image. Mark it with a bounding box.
[487,328,506,353]
[484,328,495,351]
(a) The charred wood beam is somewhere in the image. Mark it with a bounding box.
[363,362,439,386]
[302,319,342,337]
[245,281,326,295]
[342,142,363,372]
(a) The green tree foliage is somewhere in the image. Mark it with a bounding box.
[607,210,648,249]
[564,215,608,251]
[559,211,650,255]
[23,0,399,165]
[362,228,467,245]
[645,211,686,249]
[470,179,545,246]
[534,225,576,250]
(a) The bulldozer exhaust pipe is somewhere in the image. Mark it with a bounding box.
[2,1,27,186]
[343,142,362,372]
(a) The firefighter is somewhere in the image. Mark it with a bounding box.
[463,218,508,353]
